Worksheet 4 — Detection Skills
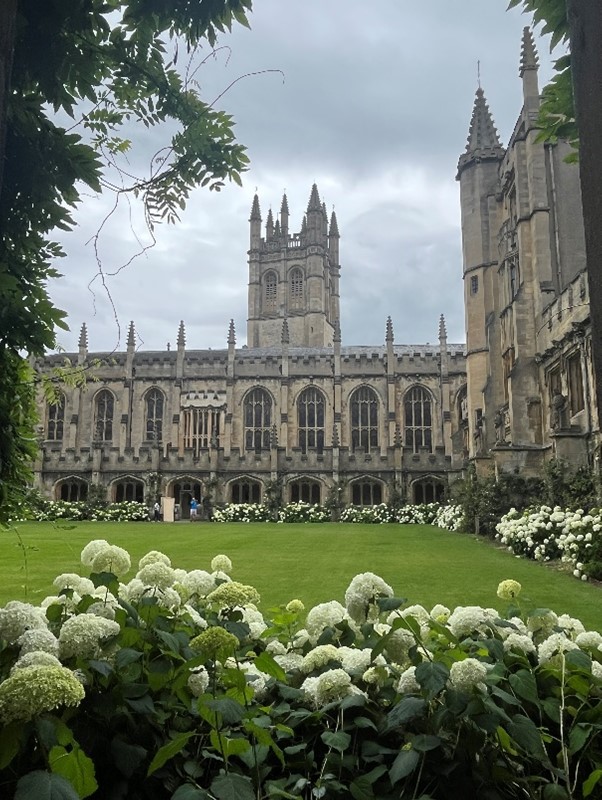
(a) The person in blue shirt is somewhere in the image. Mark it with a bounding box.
[190,496,199,521]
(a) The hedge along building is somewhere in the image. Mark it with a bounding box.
[33,184,468,514]
[457,28,596,477]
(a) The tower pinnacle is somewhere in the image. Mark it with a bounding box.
[307,183,321,212]
[127,321,136,349]
[78,323,88,350]
[520,26,539,75]
[177,320,186,348]
[228,319,236,346]
[250,193,261,221]
[457,87,504,177]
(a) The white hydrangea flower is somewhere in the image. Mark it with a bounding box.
[181,570,215,599]
[155,587,182,611]
[53,574,95,596]
[306,601,348,641]
[344,572,394,624]
[396,665,421,694]
[303,668,366,708]
[59,614,120,660]
[383,627,415,665]
[447,606,495,639]
[211,555,233,574]
[430,604,450,623]
[527,610,559,641]
[502,633,536,655]
[592,661,602,680]
[91,545,131,577]
[81,539,110,568]
[337,647,373,674]
[538,633,580,665]
[138,551,171,570]
[557,614,586,639]
[266,640,287,656]
[136,562,176,589]
[11,651,63,673]
[187,666,209,697]
[292,628,311,649]
[85,602,116,620]
[575,631,602,650]
[238,661,271,700]
[239,606,267,639]
[301,645,341,673]
[120,578,148,603]
[449,658,488,692]
[0,601,48,645]
[210,571,232,586]
[180,604,208,630]
[274,652,304,672]
[18,628,59,657]
[496,580,522,601]
[0,665,85,723]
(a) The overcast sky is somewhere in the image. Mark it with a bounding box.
[49,0,556,355]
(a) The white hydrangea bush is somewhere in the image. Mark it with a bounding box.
[496,505,600,579]
[2,541,602,799]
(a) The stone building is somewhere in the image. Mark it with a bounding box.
[457,27,597,476]
[34,184,468,514]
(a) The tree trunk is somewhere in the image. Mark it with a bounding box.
[567,0,602,436]
[0,0,18,202]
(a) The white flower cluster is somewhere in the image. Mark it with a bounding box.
[345,572,394,624]
[496,505,598,579]
[27,501,149,522]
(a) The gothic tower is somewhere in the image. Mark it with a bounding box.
[247,185,341,348]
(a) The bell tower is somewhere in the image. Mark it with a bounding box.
[246,185,341,348]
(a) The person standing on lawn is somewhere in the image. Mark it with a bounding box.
[190,496,199,522]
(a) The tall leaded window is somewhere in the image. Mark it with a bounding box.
[290,480,321,504]
[350,386,379,452]
[145,388,164,440]
[47,394,65,441]
[298,387,325,454]
[231,480,261,504]
[413,478,444,504]
[94,390,114,442]
[183,408,221,455]
[351,481,382,506]
[289,267,304,311]
[404,386,433,453]
[264,271,277,313]
[568,353,584,415]
[244,388,272,452]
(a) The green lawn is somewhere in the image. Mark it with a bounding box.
[2,521,602,630]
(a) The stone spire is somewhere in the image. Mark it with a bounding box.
[78,323,88,350]
[266,208,274,239]
[520,26,539,75]
[329,210,339,238]
[177,320,186,348]
[385,316,394,344]
[250,193,261,221]
[438,313,447,342]
[307,183,321,212]
[227,319,236,345]
[457,88,505,177]
[127,320,136,349]
[280,192,289,237]
[281,318,290,345]
[274,218,281,238]
[520,26,539,104]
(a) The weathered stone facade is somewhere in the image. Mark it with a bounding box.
[457,28,597,476]
[34,185,467,514]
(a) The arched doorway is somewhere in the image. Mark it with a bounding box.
[172,480,202,519]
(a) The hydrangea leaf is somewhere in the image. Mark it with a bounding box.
[389,748,420,785]
[254,651,287,682]
[321,731,351,751]
[415,661,448,698]
[172,785,213,800]
[147,731,196,776]
[385,697,427,732]
[48,745,98,798]
[583,769,602,798]
[210,772,255,800]
[14,770,79,800]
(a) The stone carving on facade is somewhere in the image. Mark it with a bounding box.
[551,391,568,431]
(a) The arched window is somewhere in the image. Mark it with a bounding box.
[290,480,321,504]
[404,386,432,453]
[350,386,379,452]
[114,479,144,503]
[94,390,114,442]
[231,479,261,504]
[351,481,382,506]
[145,388,164,441]
[263,271,277,313]
[297,387,325,454]
[57,480,88,502]
[413,478,444,505]
[289,268,304,311]
[47,394,65,441]
[244,388,272,452]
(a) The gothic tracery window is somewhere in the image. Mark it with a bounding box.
[297,387,325,454]
[145,388,164,441]
[404,386,433,453]
[114,479,144,502]
[57,480,88,502]
[350,386,379,452]
[351,481,382,506]
[183,408,221,455]
[290,480,321,504]
[264,271,277,313]
[94,390,114,442]
[244,388,272,452]
[47,394,65,441]
[289,268,304,311]
[231,479,261,504]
